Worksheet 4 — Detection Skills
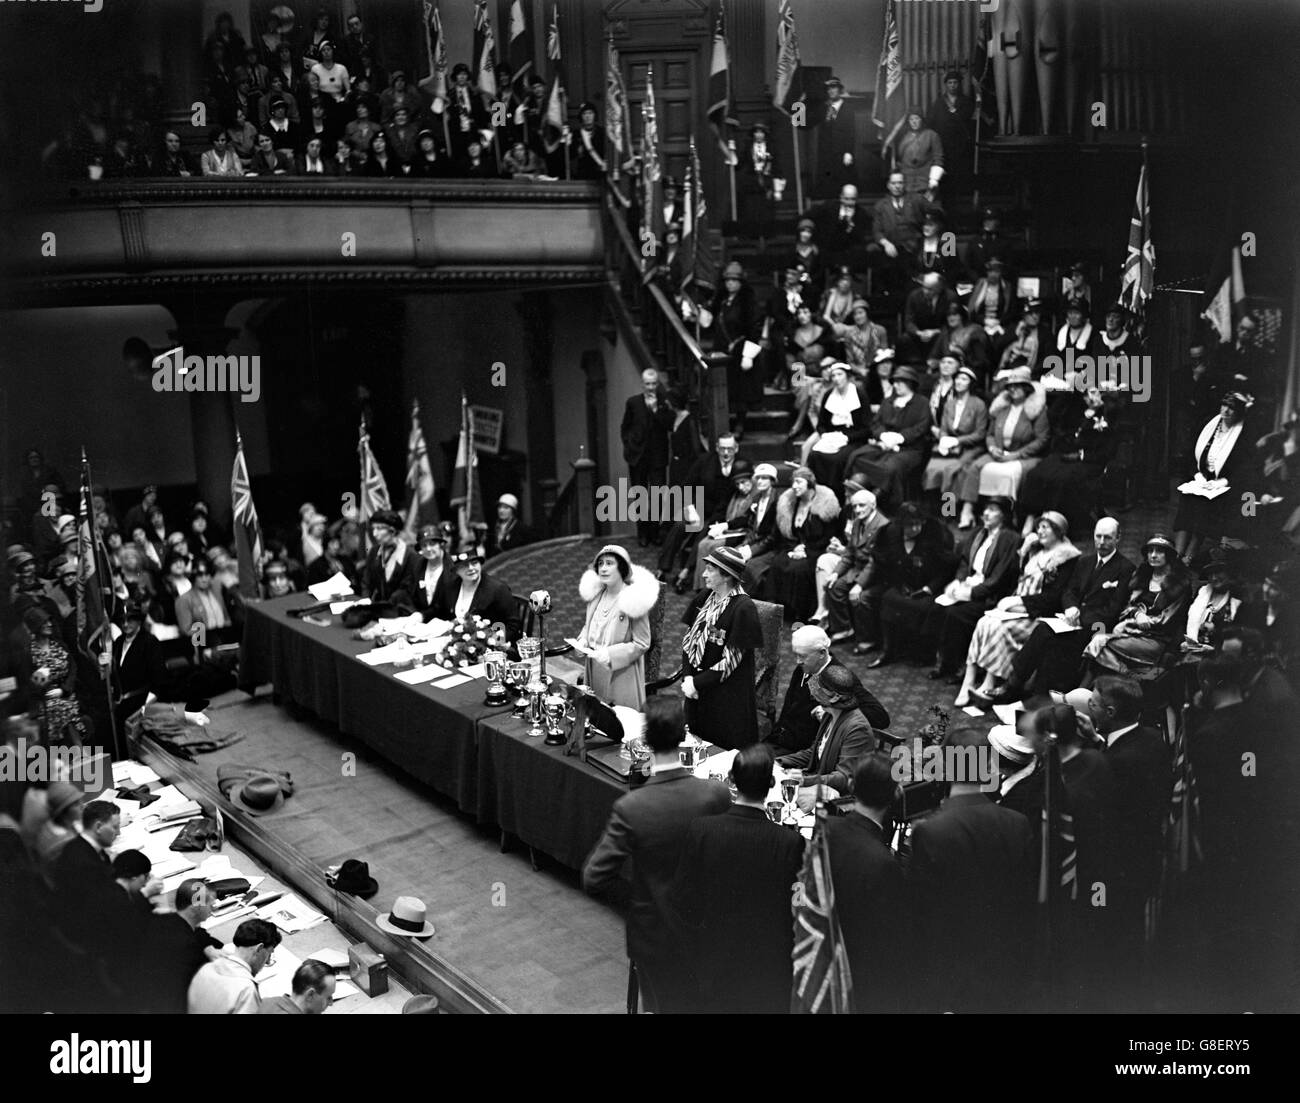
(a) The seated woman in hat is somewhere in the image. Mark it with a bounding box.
[703,463,779,590]
[1241,560,1300,683]
[1084,534,1194,682]
[952,366,1049,527]
[924,362,989,505]
[756,467,842,621]
[955,511,1080,706]
[681,547,764,750]
[913,208,964,285]
[306,520,359,588]
[767,265,816,392]
[431,548,520,640]
[829,298,888,380]
[784,217,823,288]
[843,363,933,514]
[485,493,534,559]
[867,502,957,668]
[408,526,449,618]
[1000,301,1044,374]
[1181,551,1242,652]
[574,545,660,709]
[784,328,831,442]
[684,464,756,592]
[819,267,857,329]
[359,509,417,607]
[803,363,872,487]
[967,256,1017,354]
[1018,387,1122,540]
[1173,390,1262,562]
[930,301,991,387]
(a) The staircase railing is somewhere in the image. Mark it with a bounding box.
[602,191,729,444]
[545,451,598,538]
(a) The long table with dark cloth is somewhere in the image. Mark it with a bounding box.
[240,595,625,869]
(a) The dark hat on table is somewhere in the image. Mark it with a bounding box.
[327,858,379,899]
[703,545,746,582]
[229,773,286,816]
[890,364,921,387]
[1143,532,1178,556]
[367,509,403,531]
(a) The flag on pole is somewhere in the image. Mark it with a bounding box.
[358,419,392,530]
[507,0,533,93]
[542,4,567,146]
[449,394,485,530]
[872,0,906,151]
[1120,162,1155,317]
[1168,708,1204,874]
[404,399,438,537]
[642,66,662,245]
[605,34,629,178]
[707,6,737,164]
[1203,244,1245,344]
[231,431,264,600]
[473,0,498,99]
[972,9,997,130]
[681,137,717,295]
[419,0,449,101]
[773,0,803,116]
[75,450,112,663]
[791,805,854,1013]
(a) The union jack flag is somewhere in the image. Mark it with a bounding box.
[791,804,853,1013]
[1120,162,1155,317]
[773,0,803,116]
[404,399,438,535]
[358,419,391,527]
[231,430,264,599]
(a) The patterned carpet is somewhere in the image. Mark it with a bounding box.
[490,498,1173,740]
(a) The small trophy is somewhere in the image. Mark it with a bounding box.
[509,662,531,717]
[543,691,568,745]
[526,675,549,738]
[483,649,510,706]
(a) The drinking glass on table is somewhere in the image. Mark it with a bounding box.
[779,768,803,825]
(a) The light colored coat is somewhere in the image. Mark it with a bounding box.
[577,565,660,709]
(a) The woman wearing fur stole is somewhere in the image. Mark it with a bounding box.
[576,544,661,708]
[756,467,843,621]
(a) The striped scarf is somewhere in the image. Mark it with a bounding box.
[682,589,740,668]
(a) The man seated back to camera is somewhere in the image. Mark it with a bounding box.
[259,959,336,1014]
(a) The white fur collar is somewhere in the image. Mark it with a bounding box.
[989,383,1046,421]
[578,564,660,619]
[775,485,842,538]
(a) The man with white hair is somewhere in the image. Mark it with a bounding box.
[764,624,889,754]
[989,516,1135,701]
[621,368,675,547]
[819,487,890,652]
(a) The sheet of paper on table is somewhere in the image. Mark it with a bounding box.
[961,705,986,717]
[112,760,161,788]
[458,663,487,680]
[302,946,350,968]
[394,665,453,685]
[308,573,355,601]
[329,599,367,614]
[356,643,411,666]
[429,673,473,690]
[992,702,1023,725]
[254,948,304,999]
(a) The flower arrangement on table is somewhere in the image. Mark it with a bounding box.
[434,615,509,672]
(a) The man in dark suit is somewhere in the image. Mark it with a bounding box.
[138,878,222,1013]
[778,663,879,810]
[583,697,730,1012]
[431,550,520,640]
[671,744,804,1012]
[103,849,161,1003]
[901,271,959,363]
[813,183,870,274]
[621,368,675,546]
[996,516,1136,699]
[907,725,1035,1011]
[410,525,450,618]
[869,171,925,302]
[825,753,910,1011]
[1088,675,1170,1001]
[51,800,122,961]
[767,625,889,755]
[359,510,418,607]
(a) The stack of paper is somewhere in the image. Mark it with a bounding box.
[112,760,160,788]
[308,573,355,601]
